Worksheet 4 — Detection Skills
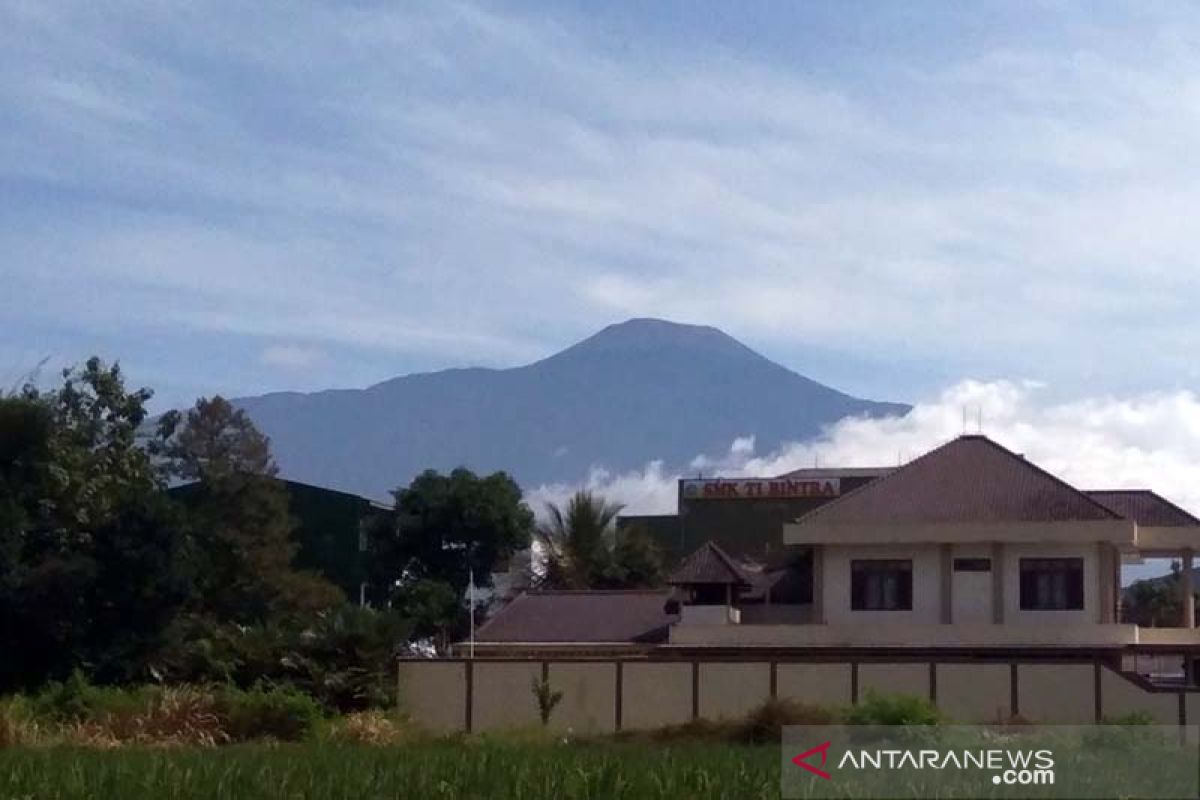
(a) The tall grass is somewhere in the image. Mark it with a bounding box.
[0,742,780,800]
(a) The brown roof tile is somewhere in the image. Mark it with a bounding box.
[1087,490,1200,527]
[667,541,752,585]
[797,435,1120,525]
[474,590,674,644]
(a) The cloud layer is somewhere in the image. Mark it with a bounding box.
[528,379,1200,581]
[4,3,1200,406]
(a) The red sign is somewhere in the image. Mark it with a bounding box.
[793,741,833,780]
[680,478,840,500]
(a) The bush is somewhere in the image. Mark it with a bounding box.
[1101,711,1155,726]
[216,685,323,742]
[25,671,148,722]
[320,711,413,745]
[739,698,837,744]
[843,691,941,726]
[156,607,408,712]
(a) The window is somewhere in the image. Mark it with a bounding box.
[953,558,991,572]
[851,559,912,610]
[1019,558,1084,610]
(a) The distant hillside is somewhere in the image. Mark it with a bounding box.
[232,318,910,498]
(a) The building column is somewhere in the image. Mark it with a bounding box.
[991,542,1005,624]
[939,544,953,624]
[1182,549,1195,629]
[1098,543,1114,624]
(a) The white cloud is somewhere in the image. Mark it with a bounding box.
[528,379,1200,536]
[259,344,323,369]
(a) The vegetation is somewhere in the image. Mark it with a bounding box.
[530,676,563,726]
[0,357,536,705]
[536,490,663,589]
[0,742,780,800]
[368,467,534,652]
[842,690,942,726]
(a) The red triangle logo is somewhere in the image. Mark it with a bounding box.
[792,741,833,780]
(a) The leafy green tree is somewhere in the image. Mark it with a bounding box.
[1123,565,1186,627]
[369,468,533,651]
[156,396,342,623]
[536,491,663,589]
[373,468,534,597]
[0,360,192,690]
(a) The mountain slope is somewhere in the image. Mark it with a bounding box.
[233,319,909,498]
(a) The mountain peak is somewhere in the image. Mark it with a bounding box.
[546,317,758,363]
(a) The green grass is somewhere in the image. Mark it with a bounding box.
[0,742,780,800]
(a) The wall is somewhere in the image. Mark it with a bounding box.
[1002,543,1100,627]
[398,657,1191,733]
[822,544,942,625]
[950,544,993,623]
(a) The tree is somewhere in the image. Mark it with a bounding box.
[369,468,533,650]
[0,360,192,690]
[152,396,275,482]
[156,396,342,623]
[535,490,663,589]
[1123,566,1186,627]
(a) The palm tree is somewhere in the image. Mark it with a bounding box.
[535,491,662,589]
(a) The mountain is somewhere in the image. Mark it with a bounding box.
[232,319,910,499]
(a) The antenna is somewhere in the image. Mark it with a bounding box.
[962,406,967,434]
[976,406,983,434]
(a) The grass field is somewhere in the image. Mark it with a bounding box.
[0,741,780,800]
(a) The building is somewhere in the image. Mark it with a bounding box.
[169,477,389,603]
[399,435,1200,732]
[619,466,891,568]
[478,436,1200,658]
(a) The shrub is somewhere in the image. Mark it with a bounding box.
[739,698,837,743]
[530,677,563,726]
[843,691,941,726]
[216,685,322,742]
[1101,711,1155,726]
[25,671,148,722]
[321,711,413,745]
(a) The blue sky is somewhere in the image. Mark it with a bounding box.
[4,1,1200,410]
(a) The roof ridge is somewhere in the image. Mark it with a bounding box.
[1088,489,1200,526]
[974,438,1120,519]
[794,434,961,524]
[794,434,1121,526]
[705,541,747,578]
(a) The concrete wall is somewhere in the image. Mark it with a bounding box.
[698,662,770,720]
[823,544,942,625]
[397,661,466,732]
[937,663,1011,723]
[547,662,617,733]
[859,662,929,699]
[776,663,852,707]
[1017,664,1094,723]
[621,662,692,730]
[398,658,1193,733]
[950,544,994,623]
[472,661,542,731]
[1003,543,1099,627]
[817,541,1105,628]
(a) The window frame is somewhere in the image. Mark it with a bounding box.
[1019,557,1085,611]
[850,559,913,611]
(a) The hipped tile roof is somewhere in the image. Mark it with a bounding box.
[667,541,753,586]
[1087,490,1200,527]
[796,435,1121,525]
